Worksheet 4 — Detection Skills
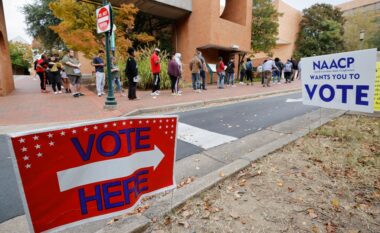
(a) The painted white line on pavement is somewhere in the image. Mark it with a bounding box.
[178,123,237,150]
[286,98,303,103]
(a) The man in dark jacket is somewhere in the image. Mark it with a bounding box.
[125,47,138,100]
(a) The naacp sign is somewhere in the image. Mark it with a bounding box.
[301,49,377,113]
[5,116,177,233]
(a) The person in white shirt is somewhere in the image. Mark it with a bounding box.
[262,58,278,87]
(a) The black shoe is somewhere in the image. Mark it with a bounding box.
[73,93,80,98]
[203,88,207,90]
[78,93,85,96]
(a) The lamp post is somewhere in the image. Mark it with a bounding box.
[103,0,117,108]
[359,31,365,50]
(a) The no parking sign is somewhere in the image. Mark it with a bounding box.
[6,116,177,232]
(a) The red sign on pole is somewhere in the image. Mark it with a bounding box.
[96,5,111,34]
[7,116,177,233]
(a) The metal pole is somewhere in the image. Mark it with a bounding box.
[103,0,117,108]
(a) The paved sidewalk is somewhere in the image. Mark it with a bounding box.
[0,76,301,126]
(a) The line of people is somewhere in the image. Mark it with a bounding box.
[34,50,84,97]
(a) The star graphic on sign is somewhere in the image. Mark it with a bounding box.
[139,121,142,124]
[153,120,156,123]
[122,122,126,126]
[25,164,31,169]
[35,144,41,149]
[47,133,53,138]
[166,125,169,128]
[130,121,133,124]
[21,147,27,152]
[113,123,117,127]
[84,127,89,132]
[23,155,29,161]
[159,120,162,123]
[165,131,168,135]
[60,131,66,136]
[72,130,77,134]
[146,120,150,124]
[49,141,55,146]
[171,125,174,128]
[166,119,169,123]
[37,152,43,158]
[94,125,98,130]
[18,138,25,143]
[159,126,162,129]
[104,124,108,128]
[172,119,175,122]
[170,136,173,139]
[33,135,39,141]
[171,131,174,134]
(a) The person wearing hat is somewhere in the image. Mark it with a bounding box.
[150,48,161,97]
[125,47,138,100]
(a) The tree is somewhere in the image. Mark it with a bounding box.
[22,0,64,50]
[49,0,155,60]
[294,4,345,59]
[343,11,379,51]
[251,0,281,53]
[9,42,33,72]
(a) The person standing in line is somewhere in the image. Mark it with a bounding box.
[245,58,254,86]
[290,57,298,81]
[168,54,181,96]
[296,60,302,80]
[189,52,202,93]
[216,56,225,89]
[283,59,293,83]
[174,53,183,95]
[62,49,83,98]
[47,55,62,94]
[239,60,246,85]
[111,57,126,97]
[125,47,138,100]
[197,50,207,90]
[226,57,236,87]
[273,57,284,84]
[150,48,161,97]
[60,68,71,93]
[93,50,106,97]
[262,57,278,87]
[36,54,48,93]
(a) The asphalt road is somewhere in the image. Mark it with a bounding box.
[0,92,317,223]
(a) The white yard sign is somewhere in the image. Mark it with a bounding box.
[301,49,377,113]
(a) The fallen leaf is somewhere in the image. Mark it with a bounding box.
[257,170,262,175]
[201,211,211,219]
[182,210,193,218]
[311,225,319,233]
[106,218,118,225]
[238,179,247,186]
[325,221,336,233]
[251,163,257,168]
[164,216,171,225]
[288,187,295,193]
[178,221,190,228]
[229,211,239,219]
[307,209,318,219]
[331,198,340,210]
[219,172,225,177]
[152,217,158,223]
[277,181,284,187]
[347,230,359,233]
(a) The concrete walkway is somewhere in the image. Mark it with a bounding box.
[0,76,302,126]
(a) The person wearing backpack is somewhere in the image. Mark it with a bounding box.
[273,57,284,84]
[239,60,246,85]
[245,58,253,85]
[284,59,293,83]
[226,58,236,87]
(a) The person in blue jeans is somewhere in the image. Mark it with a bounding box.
[273,57,284,84]
[216,57,225,89]
[111,57,126,97]
[226,58,235,86]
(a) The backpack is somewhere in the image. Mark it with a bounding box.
[284,63,292,72]
[246,61,253,71]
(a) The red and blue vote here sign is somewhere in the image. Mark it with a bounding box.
[7,116,177,233]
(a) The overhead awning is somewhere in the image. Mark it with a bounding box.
[197,44,251,54]
[84,0,192,20]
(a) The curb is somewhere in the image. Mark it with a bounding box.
[124,88,301,116]
[115,110,345,233]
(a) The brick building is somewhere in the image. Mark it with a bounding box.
[0,0,14,96]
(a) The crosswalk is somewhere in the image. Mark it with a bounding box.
[177,122,237,150]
